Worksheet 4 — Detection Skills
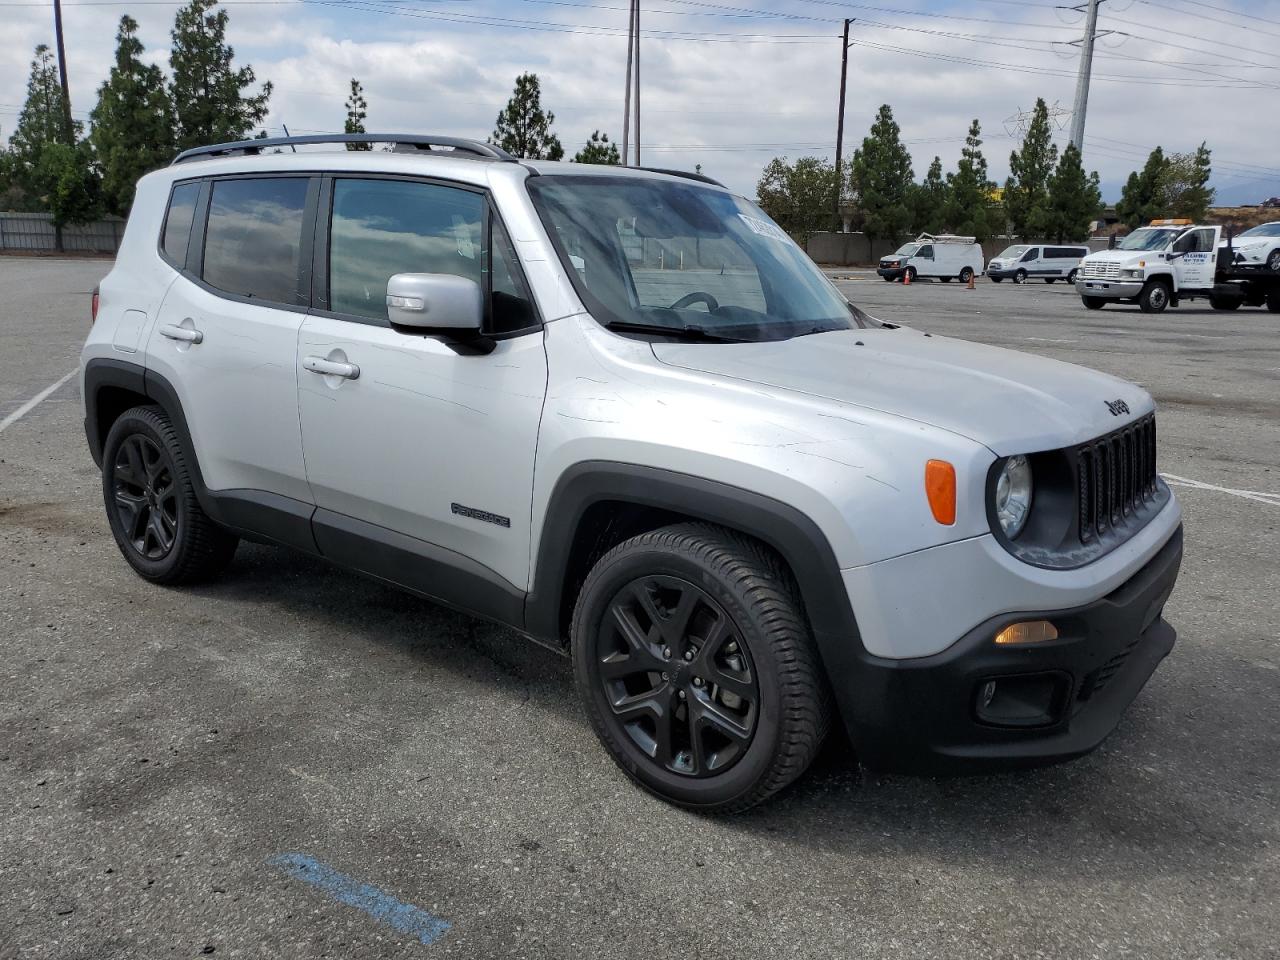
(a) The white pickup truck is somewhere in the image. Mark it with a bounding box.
[1076,219,1280,313]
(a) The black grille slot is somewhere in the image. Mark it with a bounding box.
[1077,414,1158,544]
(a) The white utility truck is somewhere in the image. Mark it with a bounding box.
[1077,219,1280,313]
[877,233,985,284]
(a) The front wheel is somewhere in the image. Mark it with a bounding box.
[1138,279,1171,313]
[1267,249,1280,272]
[1083,296,1106,310]
[1014,268,1027,283]
[991,276,1003,284]
[1067,268,1080,284]
[1045,278,1057,284]
[102,406,238,584]
[903,266,917,283]
[1268,290,1280,313]
[572,524,831,813]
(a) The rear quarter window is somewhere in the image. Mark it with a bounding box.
[161,182,201,266]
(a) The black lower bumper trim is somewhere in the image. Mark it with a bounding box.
[843,525,1183,774]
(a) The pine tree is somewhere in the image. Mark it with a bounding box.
[756,155,837,244]
[37,140,102,229]
[1116,147,1167,229]
[945,118,995,241]
[573,130,620,165]
[89,17,174,216]
[169,0,272,151]
[8,45,78,204]
[1003,98,1058,241]
[848,104,914,247]
[910,156,948,234]
[1160,141,1214,221]
[344,78,370,150]
[1044,143,1102,243]
[491,73,563,160]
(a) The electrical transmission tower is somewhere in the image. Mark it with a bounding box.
[1002,101,1072,139]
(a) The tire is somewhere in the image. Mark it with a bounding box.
[1138,279,1171,313]
[940,277,952,283]
[1267,249,1280,272]
[959,267,974,284]
[1014,268,1027,284]
[102,405,238,584]
[882,275,895,282]
[571,524,831,813]
[903,266,917,283]
[1067,268,1079,284]
[990,276,1003,284]
[1268,291,1280,313]
[1210,296,1242,311]
[1045,278,1057,284]
[1083,296,1106,310]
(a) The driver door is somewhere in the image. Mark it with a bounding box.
[1172,226,1221,290]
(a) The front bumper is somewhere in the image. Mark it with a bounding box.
[876,266,905,280]
[1076,278,1144,300]
[842,524,1183,774]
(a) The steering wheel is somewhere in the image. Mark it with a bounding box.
[670,291,720,312]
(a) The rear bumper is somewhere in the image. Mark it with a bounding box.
[1076,278,1143,299]
[842,524,1183,774]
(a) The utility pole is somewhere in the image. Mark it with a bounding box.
[52,0,75,143]
[621,0,635,165]
[833,18,852,222]
[1068,0,1103,154]
[633,0,640,166]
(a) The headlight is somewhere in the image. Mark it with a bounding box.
[995,455,1033,538]
[1121,268,1143,279]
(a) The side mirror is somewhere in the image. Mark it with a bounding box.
[386,273,482,331]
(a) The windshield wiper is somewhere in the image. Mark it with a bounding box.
[604,320,749,343]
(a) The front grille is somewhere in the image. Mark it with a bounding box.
[1076,415,1158,544]
[1078,636,1140,701]
[1082,260,1120,280]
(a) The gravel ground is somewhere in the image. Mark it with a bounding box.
[1,257,1277,959]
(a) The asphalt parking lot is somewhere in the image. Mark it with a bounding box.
[2,256,1277,959]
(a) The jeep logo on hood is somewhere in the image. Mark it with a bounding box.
[1104,399,1130,416]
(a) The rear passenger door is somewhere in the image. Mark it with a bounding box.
[147,175,317,507]
[296,176,547,605]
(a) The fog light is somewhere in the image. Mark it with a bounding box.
[994,620,1059,645]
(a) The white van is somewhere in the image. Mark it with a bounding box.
[988,244,1090,284]
[877,233,985,284]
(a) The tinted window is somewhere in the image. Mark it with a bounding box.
[1021,248,1039,262]
[329,178,484,322]
[202,178,309,304]
[489,218,537,334]
[1046,247,1087,259]
[162,181,200,265]
[917,245,934,258]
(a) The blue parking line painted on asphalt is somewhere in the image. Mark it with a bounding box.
[268,853,451,946]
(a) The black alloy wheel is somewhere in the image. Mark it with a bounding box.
[112,434,178,560]
[596,574,759,778]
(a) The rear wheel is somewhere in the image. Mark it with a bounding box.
[940,277,952,283]
[1268,290,1280,313]
[882,275,895,282]
[1138,279,1171,313]
[1014,268,1027,283]
[1082,296,1106,310]
[1068,268,1080,284]
[991,276,1004,284]
[102,406,238,584]
[572,524,830,813]
[959,267,974,284]
[1210,296,1242,311]
[1045,278,1056,284]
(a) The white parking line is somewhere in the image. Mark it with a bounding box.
[0,370,77,435]
[1162,473,1280,507]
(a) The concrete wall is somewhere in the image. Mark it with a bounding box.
[807,232,1114,266]
[0,213,124,254]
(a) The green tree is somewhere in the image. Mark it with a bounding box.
[756,155,837,244]
[344,77,370,150]
[910,155,948,234]
[1115,146,1167,229]
[945,118,996,241]
[169,0,272,151]
[491,73,563,160]
[573,130,620,165]
[7,45,78,207]
[849,104,914,249]
[89,16,174,217]
[1003,98,1058,241]
[1159,142,1214,221]
[36,140,102,229]
[1043,143,1101,242]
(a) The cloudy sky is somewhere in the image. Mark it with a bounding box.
[3,0,1279,204]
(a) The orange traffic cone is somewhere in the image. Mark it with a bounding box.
[967,271,976,290]
[903,268,911,286]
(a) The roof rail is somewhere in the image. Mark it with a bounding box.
[172,134,518,165]
[636,166,726,188]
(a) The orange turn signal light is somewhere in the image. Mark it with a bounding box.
[924,459,956,526]
[994,620,1059,645]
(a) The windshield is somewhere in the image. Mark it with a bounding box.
[1118,228,1177,251]
[893,243,920,257]
[1239,223,1280,238]
[995,245,1030,259]
[527,175,861,342]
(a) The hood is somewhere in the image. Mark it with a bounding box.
[651,327,1153,455]
[1219,236,1271,250]
[1082,249,1151,264]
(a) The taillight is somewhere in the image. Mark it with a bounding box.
[91,286,100,325]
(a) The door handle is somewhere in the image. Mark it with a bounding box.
[303,356,360,380]
[159,322,203,344]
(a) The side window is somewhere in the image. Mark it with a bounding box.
[1021,248,1039,262]
[329,178,484,323]
[489,218,538,334]
[202,178,310,304]
[917,244,934,258]
[161,181,201,266]
[1173,229,1213,254]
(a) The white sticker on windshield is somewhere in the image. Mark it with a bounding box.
[737,214,790,243]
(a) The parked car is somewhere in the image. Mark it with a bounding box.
[80,133,1184,812]
[988,244,1089,284]
[877,233,985,283]
[1221,221,1280,272]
